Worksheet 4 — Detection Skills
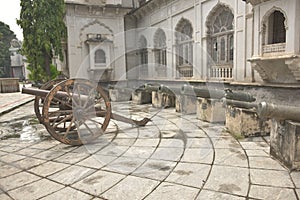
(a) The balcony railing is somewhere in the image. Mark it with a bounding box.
[262,43,286,54]
[210,66,233,80]
[178,65,193,78]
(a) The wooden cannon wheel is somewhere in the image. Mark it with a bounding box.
[42,79,111,146]
[34,79,65,124]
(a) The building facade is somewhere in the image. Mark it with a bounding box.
[64,0,300,85]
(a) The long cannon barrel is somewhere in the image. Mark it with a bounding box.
[225,89,256,102]
[222,98,258,109]
[22,87,89,101]
[158,85,181,95]
[258,102,300,122]
[22,87,65,99]
[181,85,225,99]
[143,84,160,93]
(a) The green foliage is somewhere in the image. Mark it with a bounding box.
[17,0,67,81]
[27,64,60,82]
[0,22,16,77]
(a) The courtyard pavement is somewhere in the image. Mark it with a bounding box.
[0,91,300,199]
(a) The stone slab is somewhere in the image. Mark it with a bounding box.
[8,179,64,200]
[197,98,225,123]
[145,182,199,200]
[72,170,125,196]
[102,176,159,200]
[250,168,294,188]
[204,165,249,196]
[249,185,297,200]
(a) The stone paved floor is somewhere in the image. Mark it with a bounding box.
[0,101,300,200]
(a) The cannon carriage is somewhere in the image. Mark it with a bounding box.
[22,79,151,146]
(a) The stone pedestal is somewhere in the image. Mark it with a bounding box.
[152,91,175,108]
[225,106,270,138]
[109,89,132,102]
[0,78,20,93]
[270,120,300,170]
[132,90,152,104]
[197,98,225,123]
[175,95,197,114]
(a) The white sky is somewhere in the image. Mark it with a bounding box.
[0,0,23,40]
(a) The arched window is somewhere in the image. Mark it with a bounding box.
[138,35,148,77]
[267,11,286,44]
[95,49,106,64]
[210,8,234,64]
[175,18,194,77]
[176,19,193,67]
[154,29,167,66]
[138,36,148,66]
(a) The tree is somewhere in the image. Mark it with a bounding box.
[17,0,67,82]
[0,22,16,77]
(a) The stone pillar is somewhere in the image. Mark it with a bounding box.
[152,91,175,108]
[225,106,270,138]
[197,98,225,123]
[175,95,197,114]
[132,90,152,105]
[270,120,300,170]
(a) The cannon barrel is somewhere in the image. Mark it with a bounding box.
[225,89,256,102]
[258,102,300,122]
[22,87,89,101]
[108,84,133,93]
[143,84,160,93]
[181,85,225,99]
[157,85,181,95]
[222,98,258,109]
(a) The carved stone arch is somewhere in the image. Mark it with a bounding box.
[205,3,234,35]
[138,35,147,48]
[154,28,166,48]
[175,18,193,42]
[261,6,288,31]
[79,20,114,45]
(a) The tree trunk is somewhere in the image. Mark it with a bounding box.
[44,51,51,78]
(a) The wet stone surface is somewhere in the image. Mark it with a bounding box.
[0,101,299,199]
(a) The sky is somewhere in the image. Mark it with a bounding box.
[0,0,23,40]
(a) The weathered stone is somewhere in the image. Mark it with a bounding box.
[270,120,300,170]
[249,185,297,200]
[102,176,159,200]
[109,89,131,102]
[197,98,225,123]
[151,91,175,108]
[132,90,152,104]
[176,95,197,114]
[8,179,64,200]
[225,106,270,138]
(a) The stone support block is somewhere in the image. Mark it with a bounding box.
[225,106,270,138]
[109,89,131,102]
[151,91,175,108]
[197,98,225,123]
[132,90,151,105]
[0,78,20,93]
[270,120,300,170]
[175,95,197,114]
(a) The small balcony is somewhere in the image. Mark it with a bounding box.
[210,65,233,80]
[262,43,286,55]
[178,65,193,78]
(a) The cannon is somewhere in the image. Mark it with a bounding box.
[158,85,181,95]
[258,102,300,122]
[181,85,256,102]
[181,84,224,99]
[221,98,258,109]
[22,79,151,146]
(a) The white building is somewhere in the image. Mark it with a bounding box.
[64,0,300,85]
